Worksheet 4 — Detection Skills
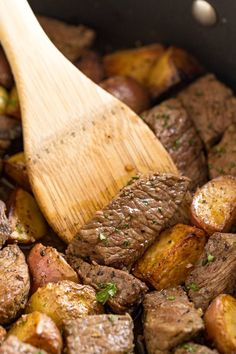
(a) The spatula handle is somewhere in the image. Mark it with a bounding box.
[0,0,58,84]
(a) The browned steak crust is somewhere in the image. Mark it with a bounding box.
[143,287,204,354]
[142,98,207,189]
[67,173,190,269]
[0,336,48,354]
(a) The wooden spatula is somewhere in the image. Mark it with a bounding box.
[0,0,177,243]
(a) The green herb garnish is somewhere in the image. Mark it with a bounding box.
[187,283,199,292]
[123,240,130,247]
[98,233,108,244]
[167,295,176,301]
[96,283,117,304]
[181,343,197,353]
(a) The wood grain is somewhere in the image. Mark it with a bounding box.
[0,0,177,243]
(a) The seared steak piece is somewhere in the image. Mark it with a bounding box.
[0,336,48,354]
[0,200,12,249]
[167,191,192,227]
[67,173,190,269]
[186,232,236,311]
[143,287,204,354]
[37,16,95,62]
[64,314,134,354]
[174,343,218,354]
[68,256,148,313]
[0,245,30,324]
[178,74,236,150]
[208,124,236,179]
[142,98,207,189]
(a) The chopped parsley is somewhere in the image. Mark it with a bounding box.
[157,207,162,213]
[187,283,199,292]
[181,343,197,353]
[151,220,158,224]
[167,295,176,301]
[202,253,215,266]
[98,233,108,244]
[96,283,117,304]
[108,314,116,323]
[123,240,130,247]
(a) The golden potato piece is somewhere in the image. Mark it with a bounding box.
[4,152,31,191]
[191,175,236,235]
[133,223,206,290]
[28,243,78,293]
[100,76,150,114]
[146,47,203,98]
[103,44,164,84]
[204,294,236,354]
[8,311,62,354]
[6,86,21,120]
[8,188,48,243]
[26,280,104,329]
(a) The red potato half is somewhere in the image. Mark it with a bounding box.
[191,175,236,235]
[204,294,236,354]
[28,243,78,293]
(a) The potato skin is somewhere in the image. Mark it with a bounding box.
[204,294,236,354]
[26,280,104,329]
[191,175,236,235]
[4,152,31,191]
[103,44,164,84]
[6,86,21,120]
[100,75,150,114]
[75,51,104,83]
[8,188,48,243]
[133,223,206,290]
[147,46,203,98]
[28,243,78,293]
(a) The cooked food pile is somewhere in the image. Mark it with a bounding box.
[0,15,235,354]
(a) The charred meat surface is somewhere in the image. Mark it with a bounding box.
[0,244,30,324]
[142,98,207,189]
[178,74,236,150]
[64,314,134,354]
[185,232,236,311]
[67,173,190,269]
[143,287,204,354]
[37,16,95,62]
[174,343,218,354]
[0,200,12,249]
[68,256,148,313]
[0,336,48,354]
[208,124,236,179]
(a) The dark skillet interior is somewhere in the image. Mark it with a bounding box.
[29,0,236,90]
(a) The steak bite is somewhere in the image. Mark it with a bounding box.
[68,256,148,313]
[0,244,30,325]
[64,314,134,354]
[142,98,207,189]
[208,124,236,179]
[0,336,48,354]
[174,343,218,354]
[185,232,236,311]
[0,200,12,249]
[178,74,236,150]
[143,287,204,354]
[67,173,190,269]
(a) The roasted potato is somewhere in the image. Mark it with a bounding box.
[4,152,31,191]
[133,223,206,290]
[204,294,236,354]
[103,44,164,84]
[0,86,8,115]
[8,188,48,243]
[28,243,78,293]
[0,47,13,89]
[146,47,203,98]
[191,175,236,235]
[100,76,150,114]
[6,86,21,120]
[0,326,6,345]
[75,51,104,83]
[26,280,104,329]
[8,311,62,354]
